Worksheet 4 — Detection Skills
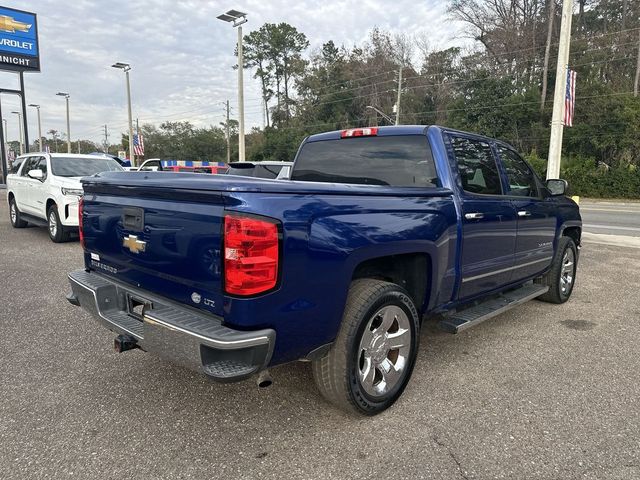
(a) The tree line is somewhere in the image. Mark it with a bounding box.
[27,0,640,197]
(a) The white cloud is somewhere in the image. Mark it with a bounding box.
[6,0,465,147]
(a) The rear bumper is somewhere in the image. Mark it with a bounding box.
[67,269,275,382]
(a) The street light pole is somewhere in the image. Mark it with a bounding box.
[11,111,24,154]
[217,10,248,162]
[28,104,43,151]
[56,92,71,153]
[112,62,135,166]
[237,24,245,162]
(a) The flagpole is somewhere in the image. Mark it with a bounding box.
[547,0,574,180]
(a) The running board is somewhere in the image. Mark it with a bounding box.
[438,284,549,334]
[21,213,48,227]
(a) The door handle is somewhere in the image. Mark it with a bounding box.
[517,211,531,217]
[464,212,484,220]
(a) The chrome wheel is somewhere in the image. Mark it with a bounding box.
[10,201,17,224]
[560,248,575,296]
[49,210,58,237]
[357,305,412,397]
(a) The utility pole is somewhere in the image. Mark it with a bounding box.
[224,100,231,164]
[546,0,574,180]
[77,139,81,154]
[395,67,403,125]
[103,124,109,152]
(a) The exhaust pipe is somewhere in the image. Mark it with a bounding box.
[257,370,273,388]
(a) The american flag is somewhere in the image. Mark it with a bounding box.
[564,69,577,127]
[133,133,145,156]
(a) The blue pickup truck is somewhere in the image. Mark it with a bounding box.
[67,125,581,415]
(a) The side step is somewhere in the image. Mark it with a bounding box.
[438,284,549,334]
[21,213,48,227]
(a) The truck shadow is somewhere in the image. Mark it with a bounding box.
[84,307,539,429]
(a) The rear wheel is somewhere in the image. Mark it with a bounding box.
[312,279,420,416]
[536,236,578,304]
[48,205,71,243]
[9,197,27,228]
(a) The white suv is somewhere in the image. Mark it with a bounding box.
[6,153,123,242]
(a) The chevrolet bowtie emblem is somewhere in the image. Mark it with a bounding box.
[0,15,31,33]
[123,234,146,254]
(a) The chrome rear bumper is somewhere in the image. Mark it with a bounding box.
[67,269,275,382]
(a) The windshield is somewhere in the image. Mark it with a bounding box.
[51,157,124,177]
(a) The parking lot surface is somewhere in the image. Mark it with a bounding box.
[1,196,639,480]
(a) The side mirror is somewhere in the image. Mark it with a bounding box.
[546,179,568,196]
[28,169,44,180]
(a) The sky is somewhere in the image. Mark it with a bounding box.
[4,0,466,148]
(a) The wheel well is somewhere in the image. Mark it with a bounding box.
[8,191,14,201]
[563,226,581,246]
[46,198,56,213]
[352,253,430,311]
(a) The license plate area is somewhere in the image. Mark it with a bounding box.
[127,294,152,321]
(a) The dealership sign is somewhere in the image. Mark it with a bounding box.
[0,6,39,71]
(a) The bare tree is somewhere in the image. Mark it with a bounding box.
[635,29,640,97]
[540,0,556,111]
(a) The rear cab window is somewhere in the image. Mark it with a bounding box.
[291,135,438,187]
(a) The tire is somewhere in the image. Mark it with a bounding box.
[535,236,578,304]
[312,279,420,416]
[47,205,71,243]
[9,197,28,228]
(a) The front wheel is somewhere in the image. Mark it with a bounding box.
[312,279,420,416]
[48,205,71,243]
[536,236,578,304]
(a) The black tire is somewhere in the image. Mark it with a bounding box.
[312,279,420,416]
[535,236,578,304]
[47,205,71,243]
[9,196,28,228]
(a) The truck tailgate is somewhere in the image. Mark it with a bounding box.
[81,190,225,317]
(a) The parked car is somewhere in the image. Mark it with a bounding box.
[225,161,292,179]
[66,125,581,415]
[134,159,220,174]
[6,153,123,242]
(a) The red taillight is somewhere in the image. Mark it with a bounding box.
[78,197,85,249]
[224,215,280,296]
[340,127,378,138]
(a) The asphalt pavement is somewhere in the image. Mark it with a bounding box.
[1,196,639,480]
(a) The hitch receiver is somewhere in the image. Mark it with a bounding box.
[114,334,138,353]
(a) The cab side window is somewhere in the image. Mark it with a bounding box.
[34,157,47,180]
[450,136,502,195]
[498,146,538,197]
[20,157,37,177]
